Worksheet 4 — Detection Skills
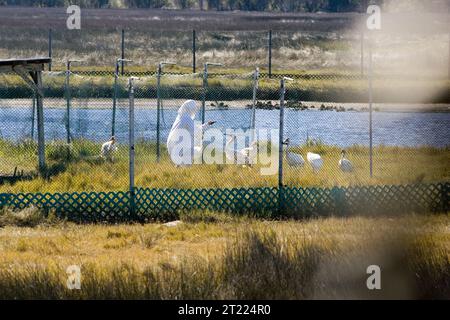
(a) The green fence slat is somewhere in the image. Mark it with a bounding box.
[2,183,448,222]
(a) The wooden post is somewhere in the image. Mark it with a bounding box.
[34,71,46,173]
[268,30,272,78]
[193,29,196,73]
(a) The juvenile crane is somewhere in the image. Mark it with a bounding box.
[307,152,323,173]
[225,134,257,166]
[339,149,353,172]
[282,138,305,167]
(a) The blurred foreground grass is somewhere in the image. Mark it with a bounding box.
[0,209,448,299]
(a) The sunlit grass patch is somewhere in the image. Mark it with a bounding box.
[1,138,448,193]
[0,214,448,299]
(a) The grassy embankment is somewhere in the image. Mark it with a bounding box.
[1,69,449,104]
[0,209,448,299]
[1,139,449,193]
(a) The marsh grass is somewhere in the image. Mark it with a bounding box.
[0,214,448,299]
[0,206,60,228]
[2,71,449,104]
[1,138,448,193]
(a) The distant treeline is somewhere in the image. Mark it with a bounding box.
[0,0,378,12]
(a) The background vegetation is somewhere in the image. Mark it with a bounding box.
[0,0,376,12]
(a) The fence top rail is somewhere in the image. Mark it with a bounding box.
[1,182,447,199]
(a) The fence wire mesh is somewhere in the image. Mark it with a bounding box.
[0,31,449,199]
[1,67,449,192]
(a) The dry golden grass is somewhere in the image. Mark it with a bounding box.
[0,210,448,299]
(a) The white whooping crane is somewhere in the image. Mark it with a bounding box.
[339,149,353,172]
[225,134,257,166]
[282,138,305,167]
[101,136,117,161]
[307,151,323,173]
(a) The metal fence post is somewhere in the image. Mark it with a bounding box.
[268,30,272,78]
[112,61,119,137]
[192,29,196,73]
[278,77,292,214]
[278,78,285,189]
[121,29,125,76]
[64,60,82,144]
[48,29,52,71]
[112,58,132,137]
[201,64,208,164]
[156,64,162,163]
[65,61,71,144]
[278,77,287,214]
[201,63,221,163]
[202,64,208,126]
[250,67,259,142]
[368,40,373,178]
[128,77,136,218]
[156,62,176,162]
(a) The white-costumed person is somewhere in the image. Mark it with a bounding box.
[166,100,216,166]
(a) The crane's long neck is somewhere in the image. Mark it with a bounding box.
[284,142,290,153]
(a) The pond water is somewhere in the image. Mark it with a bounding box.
[1,106,449,147]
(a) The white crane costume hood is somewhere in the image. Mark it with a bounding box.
[167,100,204,165]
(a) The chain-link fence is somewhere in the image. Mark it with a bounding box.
[0,31,449,201]
[1,66,449,194]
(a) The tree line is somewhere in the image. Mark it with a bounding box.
[0,0,373,12]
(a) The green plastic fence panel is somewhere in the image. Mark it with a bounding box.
[0,191,132,222]
[0,183,448,222]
